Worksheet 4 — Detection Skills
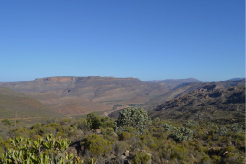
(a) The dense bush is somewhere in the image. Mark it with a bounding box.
[81,134,111,157]
[86,113,114,130]
[132,151,151,164]
[169,127,193,142]
[115,108,152,134]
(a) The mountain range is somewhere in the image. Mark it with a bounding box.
[0,76,244,121]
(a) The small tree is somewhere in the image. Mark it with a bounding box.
[115,108,152,134]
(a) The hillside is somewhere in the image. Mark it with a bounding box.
[0,87,64,119]
[142,79,245,110]
[109,79,245,119]
[0,76,199,116]
[149,81,245,124]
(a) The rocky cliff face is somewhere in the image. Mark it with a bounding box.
[35,77,79,82]
[35,76,141,83]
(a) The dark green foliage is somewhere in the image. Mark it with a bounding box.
[163,123,173,131]
[1,119,11,126]
[86,112,115,130]
[140,135,159,151]
[115,108,152,134]
[81,134,111,156]
[201,154,211,163]
[119,132,131,141]
[170,145,188,160]
[132,151,151,164]
[163,123,193,142]
[229,123,243,133]
[215,126,228,136]
[101,127,116,141]
[86,113,101,129]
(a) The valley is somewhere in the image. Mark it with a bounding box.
[0,76,244,163]
[0,76,201,118]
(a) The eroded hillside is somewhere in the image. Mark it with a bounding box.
[149,82,245,124]
[0,76,202,116]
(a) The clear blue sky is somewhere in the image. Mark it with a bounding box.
[0,0,244,82]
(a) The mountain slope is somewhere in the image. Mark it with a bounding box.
[0,87,64,119]
[0,76,171,115]
[142,79,245,110]
[149,82,245,124]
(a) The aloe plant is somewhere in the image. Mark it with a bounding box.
[0,134,84,164]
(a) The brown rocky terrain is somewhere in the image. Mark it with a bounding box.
[0,76,202,117]
[148,81,245,124]
[2,76,244,119]
[109,79,245,120]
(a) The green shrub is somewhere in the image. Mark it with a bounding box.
[132,151,151,164]
[140,135,159,151]
[82,134,111,156]
[169,127,193,142]
[114,141,128,156]
[229,123,243,133]
[101,127,116,141]
[86,113,101,129]
[1,119,11,126]
[215,126,228,136]
[163,123,173,131]
[170,145,188,160]
[115,108,152,134]
[30,123,41,130]
[225,146,237,153]
[100,116,114,129]
[211,155,221,164]
[201,154,211,164]
[119,132,131,141]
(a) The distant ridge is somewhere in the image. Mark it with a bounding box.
[34,76,140,82]
[151,78,200,84]
[1,76,243,118]
[227,78,245,81]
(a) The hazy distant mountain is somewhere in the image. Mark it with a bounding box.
[152,78,200,84]
[227,78,245,81]
[150,78,200,91]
